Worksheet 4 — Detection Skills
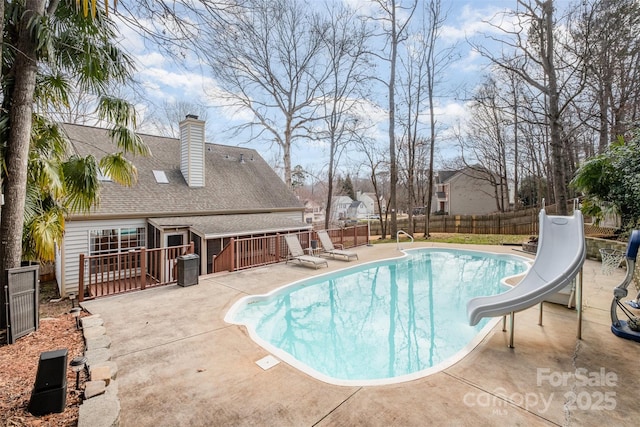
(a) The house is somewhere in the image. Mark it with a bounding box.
[330,196,353,221]
[431,167,500,215]
[347,200,368,219]
[303,199,325,224]
[56,116,309,296]
[356,191,384,216]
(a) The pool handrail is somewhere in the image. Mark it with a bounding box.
[397,230,414,250]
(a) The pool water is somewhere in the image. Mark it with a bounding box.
[225,248,529,386]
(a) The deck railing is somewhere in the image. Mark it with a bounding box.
[212,225,369,273]
[79,225,370,299]
[79,243,193,301]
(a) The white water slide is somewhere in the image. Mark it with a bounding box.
[467,208,586,331]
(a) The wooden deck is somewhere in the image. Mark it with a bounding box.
[79,244,193,301]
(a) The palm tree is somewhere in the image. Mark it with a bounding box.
[1,0,148,270]
[571,135,640,230]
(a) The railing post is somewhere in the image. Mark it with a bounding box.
[140,247,146,290]
[276,234,280,261]
[353,225,357,247]
[230,238,235,271]
[79,254,85,302]
[189,241,194,254]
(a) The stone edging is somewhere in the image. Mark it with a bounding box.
[77,313,120,427]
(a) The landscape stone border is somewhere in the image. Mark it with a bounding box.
[77,313,120,427]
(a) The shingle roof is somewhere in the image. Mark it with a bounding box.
[61,123,304,219]
[149,213,311,238]
[436,170,459,183]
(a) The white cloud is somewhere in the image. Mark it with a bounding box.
[441,2,519,42]
[136,52,166,68]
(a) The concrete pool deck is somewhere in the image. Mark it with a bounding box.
[81,242,639,426]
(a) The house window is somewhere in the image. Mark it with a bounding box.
[89,227,146,256]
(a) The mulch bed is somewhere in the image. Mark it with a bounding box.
[1,296,84,426]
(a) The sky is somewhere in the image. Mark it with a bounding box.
[113,1,527,178]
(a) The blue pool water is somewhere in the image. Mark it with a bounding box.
[225,248,529,385]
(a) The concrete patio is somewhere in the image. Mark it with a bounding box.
[81,242,639,426]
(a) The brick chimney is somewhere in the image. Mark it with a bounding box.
[179,114,205,187]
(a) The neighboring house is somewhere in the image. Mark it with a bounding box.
[357,191,384,216]
[347,200,368,219]
[303,199,325,224]
[56,116,309,296]
[330,196,353,221]
[431,167,500,215]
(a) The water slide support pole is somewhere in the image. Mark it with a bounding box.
[538,302,544,326]
[508,311,515,348]
[577,268,583,340]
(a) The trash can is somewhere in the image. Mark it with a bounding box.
[177,254,200,287]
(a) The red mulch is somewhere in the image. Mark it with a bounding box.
[0,312,85,427]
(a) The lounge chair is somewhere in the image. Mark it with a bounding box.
[317,230,358,261]
[284,235,328,269]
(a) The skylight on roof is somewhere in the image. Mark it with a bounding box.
[97,168,111,182]
[153,170,169,184]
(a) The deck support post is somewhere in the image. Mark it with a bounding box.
[79,254,85,302]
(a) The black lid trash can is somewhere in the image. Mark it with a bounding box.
[177,254,200,287]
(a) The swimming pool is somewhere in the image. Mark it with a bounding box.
[225,248,530,386]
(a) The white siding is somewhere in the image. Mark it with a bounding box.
[357,193,376,215]
[60,218,146,296]
[179,117,205,187]
[278,211,305,223]
[448,172,497,215]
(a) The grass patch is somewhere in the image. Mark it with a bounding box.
[372,233,531,245]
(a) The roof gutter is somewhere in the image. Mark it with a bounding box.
[66,207,305,221]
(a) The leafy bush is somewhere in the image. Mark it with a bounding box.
[571,134,640,230]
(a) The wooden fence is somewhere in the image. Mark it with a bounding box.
[368,204,617,237]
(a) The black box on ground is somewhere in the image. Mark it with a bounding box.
[28,348,68,416]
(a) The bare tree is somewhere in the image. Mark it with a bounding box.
[574,0,640,152]
[457,77,512,212]
[472,0,588,215]
[419,0,456,236]
[141,101,210,138]
[354,135,390,239]
[371,0,417,237]
[317,3,371,229]
[117,1,241,59]
[196,0,331,187]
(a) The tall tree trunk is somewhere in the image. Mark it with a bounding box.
[324,139,336,230]
[283,123,292,187]
[0,0,45,331]
[597,85,609,153]
[425,86,436,237]
[1,0,45,273]
[543,0,568,215]
[388,8,398,239]
[0,0,4,91]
